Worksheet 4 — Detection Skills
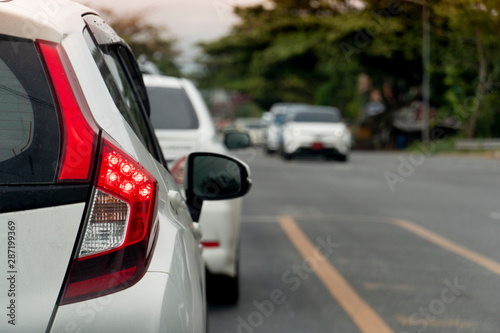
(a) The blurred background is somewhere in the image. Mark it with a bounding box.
[79,0,500,151]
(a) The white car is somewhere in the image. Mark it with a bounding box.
[234,118,266,146]
[0,1,250,331]
[264,102,307,154]
[281,107,352,161]
[143,74,250,303]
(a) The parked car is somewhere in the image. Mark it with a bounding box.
[264,102,307,154]
[234,118,266,146]
[280,107,352,161]
[0,1,250,331]
[143,74,251,304]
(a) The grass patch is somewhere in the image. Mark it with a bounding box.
[406,137,500,159]
[406,138,456,155]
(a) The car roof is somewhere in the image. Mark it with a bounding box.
[293,109,336,116]
[270,102,307,108]
[289,105,341,115]
[0,0,96,43]
[270,102,308,115]
[305,105,341,113]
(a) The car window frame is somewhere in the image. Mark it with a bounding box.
[83,24,166,167]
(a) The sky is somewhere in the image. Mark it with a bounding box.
[76,0,265,71]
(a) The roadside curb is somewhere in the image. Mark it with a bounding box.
[436,151,500,160]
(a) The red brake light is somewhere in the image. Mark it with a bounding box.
[36,40,159,304]
[201,241,220,248]
[61,140,158,304]
[98,142,156,247]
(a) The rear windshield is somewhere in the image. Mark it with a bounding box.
[0,35,60,184]
[247,123,265,129]
[293,112,341,123]
[147,86,199,130]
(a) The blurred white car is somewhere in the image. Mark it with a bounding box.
[0,1,251,332]
[281,108,352,161]
[234,118,266,146]
[264,102,307,154]
[144,74,249,303]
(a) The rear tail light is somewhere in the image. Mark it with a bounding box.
[80,190,129,257]
[37,40,99,183]
[201,241,220,248]
[37,39,159,304]
[62,140,158,304]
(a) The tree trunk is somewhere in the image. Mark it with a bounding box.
[465,28,491,138]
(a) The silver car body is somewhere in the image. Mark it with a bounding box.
[0,1,205,331]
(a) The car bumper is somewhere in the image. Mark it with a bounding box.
[266,138,280,151]
[285,136,350,155]
[51,272,205,333]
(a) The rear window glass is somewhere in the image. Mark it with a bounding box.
[247,124,265,129]
[147,86,199,130]
[0,35,60,184]
[293,112,341,123]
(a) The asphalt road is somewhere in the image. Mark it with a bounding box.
[209,149,500,333]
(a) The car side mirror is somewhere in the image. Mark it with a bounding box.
[184,152,251,221]
[224,131,252,150]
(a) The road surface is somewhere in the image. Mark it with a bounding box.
[209,150,500,333]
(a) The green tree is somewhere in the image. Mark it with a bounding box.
[97,7,181,76]
[197,0,500,137]
[197,0,417,114]
[433,0,500,137]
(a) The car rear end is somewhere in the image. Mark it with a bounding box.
[145,74,244,303]
[144,75,217,160]
[283,111,351,160]
[0,2,205,331]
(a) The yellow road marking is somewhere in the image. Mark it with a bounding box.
[392,218,500,276]
[278,215,394,333]
[246,213,500,277]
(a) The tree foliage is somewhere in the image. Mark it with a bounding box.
[197,0,500,138]
[98,7,181,76]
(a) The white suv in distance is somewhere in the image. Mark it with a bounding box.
[281,106,352,161]
[0,1,250,331]
[143,74,250,304]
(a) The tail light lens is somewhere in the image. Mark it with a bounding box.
[79,141,156,258]
[62,140,158,304]
[37,40,99,183]
[37,40,159,304]
[80,190,130,257]
[201,241,220,248]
